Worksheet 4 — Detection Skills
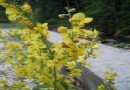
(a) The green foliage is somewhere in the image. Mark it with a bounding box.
[98,66,117,90]
[80,0,116,34]
[0,23,25,29]
[33,83,51,90]
[115,43,130,49]
[80,0,130,35]
[1,0,130,35]
[118,0,130,35]
[31,0,63,23]
[98,82,117,90]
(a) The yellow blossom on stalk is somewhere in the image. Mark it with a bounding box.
[83,30,93,38]
[69,13,93,27]
[13,82,26,87]
[105,70,118,81]
[92,44,100,49]
[98,70,117,90]
[66,61,76,70]
[6,7,20,21]
[80,60,93,68]
[38,75,52,84]
[42,88,54,90]
[14,66,28,77]
[34,23,48,33]
[0,29,2,39]
[93,29,99,38]
[81,40,90,47]
[0,3,10,8]
[58,26,68,33]
[4,43,23,49]
[0,0,4,4]
[22,2,32,13]
[70,69,82,76]
[0,79,7,84]
[73,37,79,43]
[53,42,62,52]
[66,45,86,60]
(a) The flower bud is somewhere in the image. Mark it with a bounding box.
[58,14,65,19]
[68,8,76,13]
[22,3,32,13]
[73,37,79,43]
[82,40,89,47]
[65,7,69,11]
[92,45,100,49]
[58,26,67,33]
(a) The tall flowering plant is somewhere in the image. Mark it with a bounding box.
[0,1,117,90]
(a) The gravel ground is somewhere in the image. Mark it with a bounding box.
[0,29,130,90]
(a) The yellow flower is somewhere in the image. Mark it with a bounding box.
[97,84,105,90]
[6,7,19,21]
[38,75,51,83]
[93,29,99,38]
[69,18,80,22]
[0,3,10,8]
[41,88,54,90]
[84,30,93,37]
[80,60,92,67]
[58,26,67,33]
[21,88,30,90]
[81,40,90,47]
[34,23,48,33]
[0,0,4,4]
[92,44,100,49]
[22,3,32,13]
[0,79,7,84]
[105,70,118,81]
[14,82,26,87]
[73,37,79,43]
[66,61,76,70]
[71,69,82,76]
[69,13,93,27]
[53,42,62,52]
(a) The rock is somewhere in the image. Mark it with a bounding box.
[101,39,118,44]
[114,30,124,37]
[122,35,130,39]
[0,71,6,76]
[79,66,105,90]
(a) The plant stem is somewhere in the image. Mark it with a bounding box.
[54,66,57,90]
[40,34,57,89]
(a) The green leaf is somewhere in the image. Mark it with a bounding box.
[60,81,69,90]
[33,83,51,90]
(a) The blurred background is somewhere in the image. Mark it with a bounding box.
[0,0,130,48]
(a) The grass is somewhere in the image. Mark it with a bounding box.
[0,23,25,29]
[115,43,130,49]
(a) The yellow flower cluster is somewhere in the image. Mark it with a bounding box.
[69,13,93,27]
[105,70,118,81]
[97,70,118,90]
[22,2,32,13]
[0,2,101,90]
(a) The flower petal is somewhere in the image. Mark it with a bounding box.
[72,13,85,21]
[84,17,93,23]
